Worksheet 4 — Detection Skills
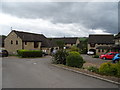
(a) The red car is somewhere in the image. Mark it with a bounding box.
[100,52,118,60]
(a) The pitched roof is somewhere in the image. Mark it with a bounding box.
[13,30,50,47]
[88,34,114,44]
[114,32,120,39]
[48,37,78,45]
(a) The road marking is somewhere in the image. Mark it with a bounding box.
[33,63,37,64]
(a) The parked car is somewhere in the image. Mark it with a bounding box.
[112,53,120,63]
[100,52,118,60]
[0,49,8,57]
[87,51,94,55]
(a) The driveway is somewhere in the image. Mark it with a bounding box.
[2,56,118,88]
[81,54,111,67]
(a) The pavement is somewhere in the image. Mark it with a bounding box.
[2,56,119,88]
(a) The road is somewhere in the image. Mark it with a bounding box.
[2,56,119,88]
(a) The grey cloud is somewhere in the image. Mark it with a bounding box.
[1,2,118,34]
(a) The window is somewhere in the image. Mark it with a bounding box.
[98,49,101,52]
[102,49,104,52]
[16,40,18,45]
[118,55,120,57]
[11,40,13,44]
[25,42,27,45]
[34,42,39,48]
[90,43,95,47]
[107,53,112,55]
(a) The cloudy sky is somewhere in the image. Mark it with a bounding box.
[0,0,119,37]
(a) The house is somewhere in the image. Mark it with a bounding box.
[0,35,6,48]
[4,30,52,54]
[4,30,81,55]
[112,32,120,52]
[88,34,115,55]
[114,32,120,45]
[48,37,80,49]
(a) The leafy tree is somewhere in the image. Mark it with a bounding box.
[56,40,65,50]
[69,45,80,52]
[77,38,88,54]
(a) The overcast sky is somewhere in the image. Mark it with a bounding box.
[0,1,119,37]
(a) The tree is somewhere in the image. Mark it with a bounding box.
[56,40,65,50]
[77,38,88,54]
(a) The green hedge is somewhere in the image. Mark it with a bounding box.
[87,66,99,73]
[116,62,120,77]
[66,51,85,68]
[17,50,43,58]
[99,62,119,77]
[92,55,99,58]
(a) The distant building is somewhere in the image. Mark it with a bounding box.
[49,37,80,49]
[88,34,115,55]
[112,32,120,52]
[114,32,120,45]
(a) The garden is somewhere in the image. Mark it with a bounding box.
[52,45,120,80]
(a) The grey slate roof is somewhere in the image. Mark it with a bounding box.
[114,32,120,39]
[48,37,78,45]
[13,30,51,47]
[88,34,114,44]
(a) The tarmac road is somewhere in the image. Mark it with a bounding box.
[81,54,111,65]
[2,56,119,88]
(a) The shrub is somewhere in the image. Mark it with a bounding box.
[17,49,43,58]
[99,62,118,76]
[92,55,99,58]
[115,62,120,77]
[87,66,99,73]
[52,50,68,65]
[66,51,85,68]
[69,46,80,52]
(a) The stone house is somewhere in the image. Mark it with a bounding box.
[0,35,6,49]
[4,30,52,54]
[112,32,120,52]
[88,34,115,55]
[48,37,80,49]
[4,30,81,55]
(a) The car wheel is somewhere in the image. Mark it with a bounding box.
[103,57,106,60]
[2,50,8,57]
[116,59,120,62]
[116,59,119,63]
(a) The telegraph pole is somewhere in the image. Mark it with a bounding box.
[11,27,12,31]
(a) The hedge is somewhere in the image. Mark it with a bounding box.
[99,62,119,77]
[17,50,43,58]
[92,55,99,58]
[116,62,120,77]
[66,51,85,68]
[87,66,99,73]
